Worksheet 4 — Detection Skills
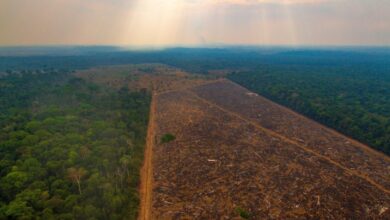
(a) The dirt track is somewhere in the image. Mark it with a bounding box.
[139,93,156,220]
[141,79,390,219]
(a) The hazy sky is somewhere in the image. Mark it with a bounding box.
[0,0,389,46]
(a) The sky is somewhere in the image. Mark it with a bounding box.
[0,0,389,46]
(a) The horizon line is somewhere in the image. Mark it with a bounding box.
[0,44,389,50]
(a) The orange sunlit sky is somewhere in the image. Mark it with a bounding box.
[0,0,389,46]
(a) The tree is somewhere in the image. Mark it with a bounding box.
[5,200,34,219]
[67,167,87,195]
[1,171,29,199]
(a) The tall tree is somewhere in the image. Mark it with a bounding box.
[67,167,87,195]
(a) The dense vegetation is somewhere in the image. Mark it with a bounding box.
[0,70,150,219]
[228,63,390,155]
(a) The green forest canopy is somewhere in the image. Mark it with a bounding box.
[0,70,150,219]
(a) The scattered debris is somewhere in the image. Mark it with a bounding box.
[151,80,390,219]
[246,92,258,97]
[379,207,388,215]
[316,195,321,206]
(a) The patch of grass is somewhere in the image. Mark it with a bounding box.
[235,207,251,219]
[160,133,176,144]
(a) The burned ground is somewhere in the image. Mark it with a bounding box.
[151,80,390,219]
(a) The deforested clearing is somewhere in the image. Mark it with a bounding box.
[149,79,390,219]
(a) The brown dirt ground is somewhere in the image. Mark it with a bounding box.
[74,64,214,93]
[151,79,390,219]
[139,92,156,220]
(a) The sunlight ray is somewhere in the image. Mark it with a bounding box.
[122,0,186,46]
[281,0,298,45]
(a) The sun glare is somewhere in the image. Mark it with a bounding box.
[122,0,187,46]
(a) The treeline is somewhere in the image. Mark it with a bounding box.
[2,47,389,74]
[228,64,390,155]
[0,70,150,219]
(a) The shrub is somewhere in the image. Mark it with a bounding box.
[160,133,175,144]
[235,207,251,219]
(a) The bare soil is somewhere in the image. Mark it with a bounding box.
[150,79,390,219]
